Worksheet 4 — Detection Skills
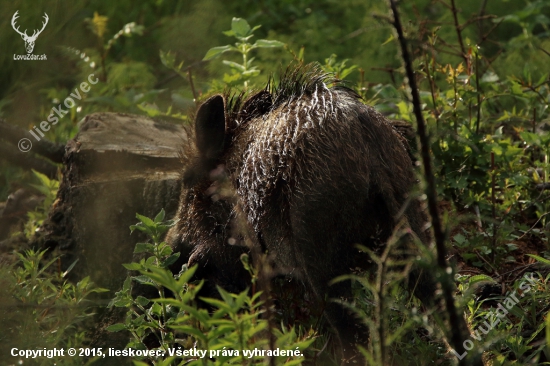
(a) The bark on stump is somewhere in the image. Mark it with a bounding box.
[39,112,186,290]
[33,112,187,364]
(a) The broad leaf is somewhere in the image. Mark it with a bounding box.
[203,45,235,61]
[231,17,251,37]
[252,39,285,48]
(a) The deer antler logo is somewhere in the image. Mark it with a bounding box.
[11,11,49,54]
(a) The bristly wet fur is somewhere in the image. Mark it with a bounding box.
[168,63,433,364]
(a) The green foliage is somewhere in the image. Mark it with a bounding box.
[108,210,313,364]
[68,14,157,114]
[319,54,357,80]
[0,249,107,365]
[138,50,193,120]
[24,170,59,239]
[457,269,550,364]
[85,12,145,82]
[327,231,457,366]
[203,17,285,89]
[368,13,550,270]
[2,1,550,364]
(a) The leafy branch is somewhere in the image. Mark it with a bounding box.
[203,17,285,89]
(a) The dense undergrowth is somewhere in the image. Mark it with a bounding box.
[1,0,550,365]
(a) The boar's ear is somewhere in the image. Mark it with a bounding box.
[195,95,226,160]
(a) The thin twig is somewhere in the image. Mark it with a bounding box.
[475,52,482,134]
[388,1,481,364]
[476,0,488,42]
[516,212,550,241]
[491,152,497,262]
[460,15,496,30]
[370,67,398,85]
[434,37,468,58]
[478,19,503,47]
[499,263,537,278]
[532,107,537,133]
[473,249,500,278]
[525,84,548,104]
[424,53,440,125]
[450,0,468,63]
[187,68,198,106]
[537,46,550,58]
[377,241,392,365]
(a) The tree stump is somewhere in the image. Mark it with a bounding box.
[38,112,187,291]
[31,112,189,363]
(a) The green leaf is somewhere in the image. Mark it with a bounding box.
[123,263,142,271]
[137,103,162,117]
[140,267,179,292]
[154,209,166,223]
[252,39,285,48]
[159,50,176,69]
[200,297,233,313]
[382,34,394,46]
[176,265,198,287]
[158,220,178,230]
[217,286,235,306]
[453,233,467,246]
[130,314,146,326]
[134,243,155,254]
[132,361,150,366]
[468,274,496,286]
[129,223,152,236]
[203,45,234,61]
[122,276,132,291]
[29,184,51,196]
[222,60,246,72]
[242,69,261,77]
[162,253,180,268]
[231,17,251,37]
[177,304,210,323]
[160,244,173,257]
[527,254,550,266]
[133,275,156,286]
[297,46,305,61]
[136,296,150,307]
[208,324,237,339]
[223,72,245,84]
[152,298,182,307]
[106,323,127,332]
[136,213,155,229]
[150,302,163,316]
[145,256,157,266]
[31,169,52,188]
[109,298,133,307]
[168,325,207,343]
[61,259,79,278]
